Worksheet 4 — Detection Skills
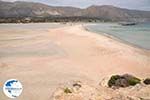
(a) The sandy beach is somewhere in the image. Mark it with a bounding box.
[0,24,150,100]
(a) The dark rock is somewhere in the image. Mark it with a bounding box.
[143,78,150,85]
[72,82,82,91]
[115,78,129,87]
[108,74,141,88]
[73,83,82,88]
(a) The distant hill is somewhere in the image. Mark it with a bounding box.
[0,1,150,22]
[83,5,150,21]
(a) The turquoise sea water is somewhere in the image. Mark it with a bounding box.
[86,23,150,50]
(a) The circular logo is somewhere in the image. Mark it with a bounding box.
[3,79,23,98]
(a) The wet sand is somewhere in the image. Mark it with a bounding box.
[0,24,150,100]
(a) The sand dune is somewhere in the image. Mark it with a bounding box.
[0,24,150,100]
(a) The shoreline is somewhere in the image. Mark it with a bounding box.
[83,24,150,52]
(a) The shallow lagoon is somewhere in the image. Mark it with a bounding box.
[86,23,150,50]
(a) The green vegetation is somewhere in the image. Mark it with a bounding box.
[0,17,112,23]
[128,77,141,86]
[108,75,121,87]
[108,74,141,88]
[64,88,72,94]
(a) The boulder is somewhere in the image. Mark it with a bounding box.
[143,78,150,85]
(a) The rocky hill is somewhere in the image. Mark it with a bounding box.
[0,1,150,22]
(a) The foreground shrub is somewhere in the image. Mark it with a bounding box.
[108,74,141,88]
[64,88,72,94]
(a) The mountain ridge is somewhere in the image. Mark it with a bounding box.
[0,1,150,22]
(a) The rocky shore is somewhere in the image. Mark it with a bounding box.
[52,74,150,100]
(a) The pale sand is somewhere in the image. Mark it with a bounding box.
[0,24,150,100]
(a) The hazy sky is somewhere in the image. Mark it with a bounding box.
[2,0,150,11]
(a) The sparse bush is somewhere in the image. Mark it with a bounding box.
[64,88,72,94]
[108,74,141,88]
[128,77,141,86]
[108,75,121,87]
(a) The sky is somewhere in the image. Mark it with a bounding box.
[2,0,150,11]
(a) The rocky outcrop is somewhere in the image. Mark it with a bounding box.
[52,80,150,100]
[51,73,150,100]
[52,81,99,100]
